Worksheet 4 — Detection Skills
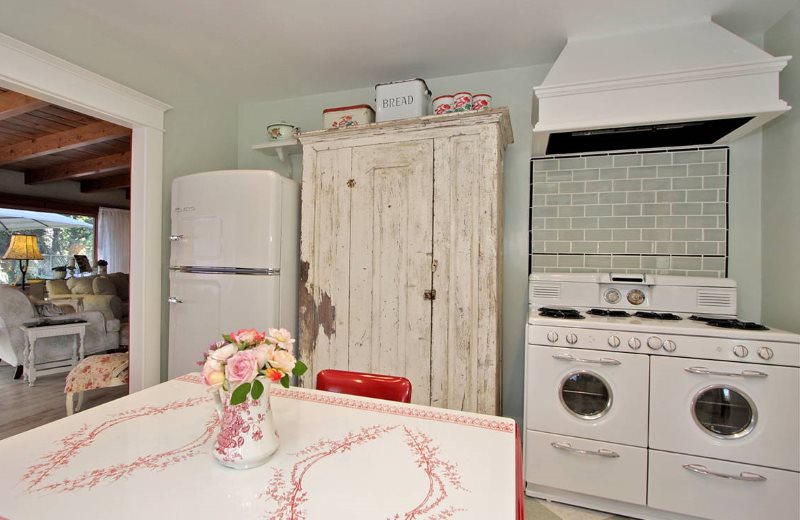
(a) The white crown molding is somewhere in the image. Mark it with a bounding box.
[534,57,791,99]
[0,32,171,130]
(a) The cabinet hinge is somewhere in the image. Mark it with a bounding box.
[424,289,436,301]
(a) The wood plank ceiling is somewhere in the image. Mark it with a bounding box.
[0,88,131,197]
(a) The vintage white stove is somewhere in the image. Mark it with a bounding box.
[524,273,800,520]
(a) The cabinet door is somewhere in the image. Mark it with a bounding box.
[431,130,503,414]
[348,140,435,405]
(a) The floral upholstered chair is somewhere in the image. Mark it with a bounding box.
[64,352,129,415]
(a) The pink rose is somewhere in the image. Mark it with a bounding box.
[230,328,266,345]
[225,350,260,384]
[268,349,296,373]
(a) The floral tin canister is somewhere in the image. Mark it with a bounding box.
[432,95,454,115]
[323,104,375,129]
[472,94,492,111]
[453,92,472,112]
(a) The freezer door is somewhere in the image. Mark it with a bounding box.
[168,270,280,379]
[170,170,284,269]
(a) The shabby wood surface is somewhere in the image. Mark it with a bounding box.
[299,109,510,414]
[0,363,128,440]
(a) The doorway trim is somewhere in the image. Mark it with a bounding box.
[0,32,172,391]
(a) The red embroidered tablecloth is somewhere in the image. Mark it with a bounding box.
[0,373,517,519]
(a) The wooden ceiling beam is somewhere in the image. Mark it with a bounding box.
[0,92,48,122]
[25,150,132,184]
[80,172,131,193]
[0,121,131,166]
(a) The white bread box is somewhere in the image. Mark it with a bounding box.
[375,78,431,122]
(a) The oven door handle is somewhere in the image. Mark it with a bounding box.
[551,442,620,458]
[552,353,621,366]
[683,464,767,482]
[684,366,768,378]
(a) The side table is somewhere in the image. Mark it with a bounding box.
[18,320,88,387]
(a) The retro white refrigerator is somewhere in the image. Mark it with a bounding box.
[167,170,299,378]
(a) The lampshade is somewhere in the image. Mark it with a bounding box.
[2,234,43,260]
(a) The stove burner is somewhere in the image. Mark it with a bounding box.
[690,316,769,330]
[633,311,682,321]
[538,307,585,320]
[587,309,632,318]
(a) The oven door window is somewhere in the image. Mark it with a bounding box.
[559,371,612,419]
[692,385,756,439]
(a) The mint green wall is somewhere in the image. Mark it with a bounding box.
[239,65,550,423]
[0,4,240,377]
[763,7,800,333]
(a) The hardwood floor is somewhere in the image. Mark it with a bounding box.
[0,363,128,440]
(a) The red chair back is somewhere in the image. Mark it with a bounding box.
[316,369,412,403]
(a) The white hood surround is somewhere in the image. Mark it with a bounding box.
[532,21,791,156]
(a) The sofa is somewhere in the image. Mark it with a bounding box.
[46,273,129,321]
[0,286,120,377]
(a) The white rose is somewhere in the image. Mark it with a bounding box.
[209,343,238,361]
[268,349,296,373]
[268,328,296,351]
[251,343,275,367]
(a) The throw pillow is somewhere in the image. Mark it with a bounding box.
[92,276,117,296]
[35,302,65,317]
[46,279,70,296]
[68,276,95,295]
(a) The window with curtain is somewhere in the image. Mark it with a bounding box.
[97,207,130,274]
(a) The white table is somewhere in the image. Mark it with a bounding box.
[0,373,520,519]
[18,320,87,386]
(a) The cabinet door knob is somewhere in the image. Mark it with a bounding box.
[423,289,436,301]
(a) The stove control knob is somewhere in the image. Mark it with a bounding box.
[758,346,774,360]
[608,336,621,348]
[547,331,559,344]
[628,337,641,350]
[647,336,663,350]
[663,340,677,353]
[566,333,578,345]
[733,345,749,358]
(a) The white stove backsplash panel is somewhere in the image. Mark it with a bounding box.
[530,147,728,277]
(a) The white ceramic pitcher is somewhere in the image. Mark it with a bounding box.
[211,379,280,469]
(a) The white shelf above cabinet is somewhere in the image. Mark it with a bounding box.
[251,138,302,164]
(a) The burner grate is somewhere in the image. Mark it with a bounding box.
[633,312,682,321]
[587,309,632,318]
[690,316,769,330]
[538,307,585,320]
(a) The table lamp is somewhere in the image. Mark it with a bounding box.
[2,234,43,291]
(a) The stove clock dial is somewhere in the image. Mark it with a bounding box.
[604,288,622,304]
[662,340,677,352]
[758,346,774,360]
[628,337,641,350]
[608,335,621,348]
[733,345,749,358]
[547,331,559,344]
[647,336,663,350]
[627,289,646,305]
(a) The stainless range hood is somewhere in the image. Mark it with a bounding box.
[532,21,791,156]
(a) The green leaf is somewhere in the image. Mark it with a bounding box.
[292,360,308,376]
[280,374,290,388]
[222,379,230,392]
[251,379,264,400]
[222,334,232,343]
[230,382,251,405]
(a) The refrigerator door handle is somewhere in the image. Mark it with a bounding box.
[168,297,183,304]
[170,266,280,276]
[169,234,185,241]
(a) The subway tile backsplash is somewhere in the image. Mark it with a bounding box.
[530,147,728,277]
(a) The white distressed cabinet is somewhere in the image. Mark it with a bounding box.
[298,108,512,414]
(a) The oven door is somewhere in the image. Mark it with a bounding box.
[650,356,800,471]
[526,345,649,446]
